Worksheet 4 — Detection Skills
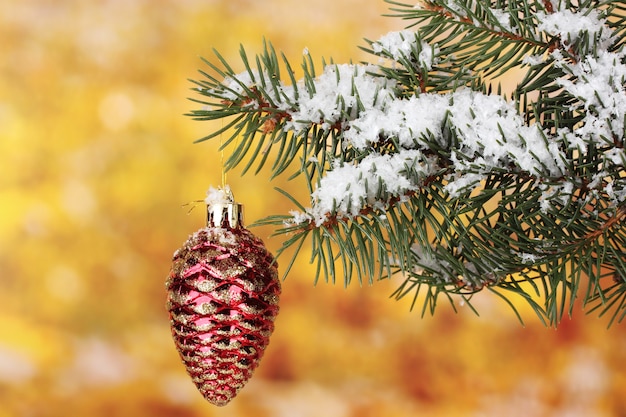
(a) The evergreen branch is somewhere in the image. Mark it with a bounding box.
[189,0,626,325]
[189,43,308,176]
[384,0,553,78]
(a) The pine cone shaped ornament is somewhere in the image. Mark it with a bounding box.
[166,186,280,406]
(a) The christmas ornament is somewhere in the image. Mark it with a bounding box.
[166,186,280,406]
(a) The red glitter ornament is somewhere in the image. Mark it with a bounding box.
[166,186,280,406]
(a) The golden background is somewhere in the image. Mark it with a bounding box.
[1,1,625,416]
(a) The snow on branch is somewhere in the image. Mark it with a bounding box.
[279,4,626,227]
[291,150,437,227]
[537,7,614,49]
[285,64,397,131]
[198,0,626,231]
[556,50,626,142]
[371,29,439,69]
[290,87,568,225]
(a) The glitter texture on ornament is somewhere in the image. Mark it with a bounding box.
[166,187,280,406]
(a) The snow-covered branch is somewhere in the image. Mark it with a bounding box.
[189,0,626,325]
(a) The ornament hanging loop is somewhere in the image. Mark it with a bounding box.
[205,186,244,229]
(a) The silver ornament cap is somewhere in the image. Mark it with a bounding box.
[205,185,244,228]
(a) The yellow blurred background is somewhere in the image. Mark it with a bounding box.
[1,1,625,416]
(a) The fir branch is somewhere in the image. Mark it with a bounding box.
[189,0,626,326]
[384,0,553,78]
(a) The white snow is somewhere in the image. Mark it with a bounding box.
[285,64,397,131]
[444,172,485,197]
[220,71,258,102]
[294,149,435,226]
[290,84,575,222]
[537,8,613,49]
[344,89,567,183]
[518,252,539,264]
[344,93,449,149]
[556,50,626,142]
[522,54,545,66]
[204,185,233,205]
[490,8,513,32]
[372,30,438,69]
